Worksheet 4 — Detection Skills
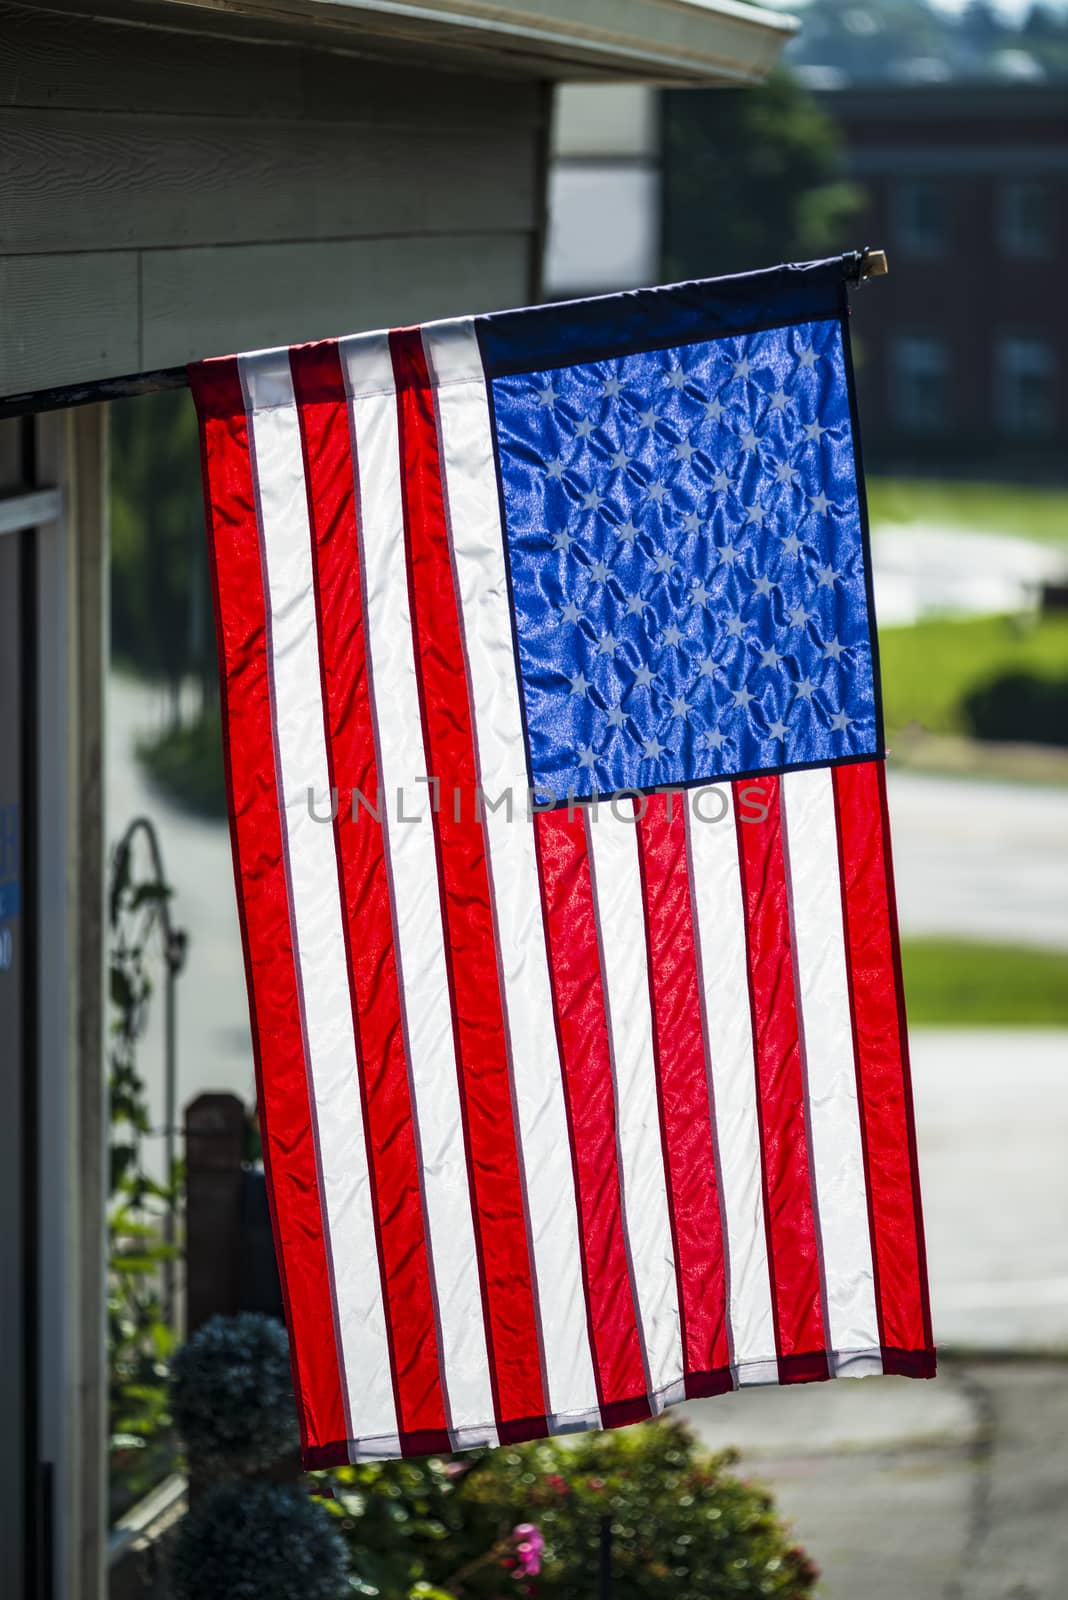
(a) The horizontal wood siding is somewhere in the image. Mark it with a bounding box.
[141,234,533,366]
[0,254,141,393]
[1,113,537,255]
[0,3,546,398]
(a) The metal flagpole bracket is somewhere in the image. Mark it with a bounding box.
[842,246,889,286]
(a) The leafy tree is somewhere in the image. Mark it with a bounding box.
[111,389,225,814]
[771,0,1068,82]
[110,389,215,723]
[785,0,949,79]
[661,71,864,284]
[960,0,1002,48]
[1021,3,1068,74]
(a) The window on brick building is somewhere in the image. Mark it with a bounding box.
[894,179,947,256]
[892,336,949,430]
[998,180,1054,258]
[996,337,1056,435]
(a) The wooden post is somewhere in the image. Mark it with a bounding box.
[184,1094,245,1337]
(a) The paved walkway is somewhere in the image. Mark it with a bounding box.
[682,1358,1068,1600]
[887,769,1068,952]
[911,1029,1068,1352]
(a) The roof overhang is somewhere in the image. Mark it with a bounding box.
[34,0,798,83]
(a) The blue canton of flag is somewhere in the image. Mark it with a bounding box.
[488,304,879,806]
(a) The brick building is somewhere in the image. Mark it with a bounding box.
[820,85,1068,475]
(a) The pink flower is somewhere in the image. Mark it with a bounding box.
[512,1522,544,1577]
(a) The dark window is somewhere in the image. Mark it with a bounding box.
[894,179,947,258]
[892,336,949,431]
[998,180,1054,258]
[996,337,1056,435]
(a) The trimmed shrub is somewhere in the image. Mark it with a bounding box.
[172,1481,348,1600]
[170,1312,298,1479]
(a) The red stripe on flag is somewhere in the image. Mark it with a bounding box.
[734,776,829,1383]
[289,340,451,1454]
[635,794,732,1396]
[189,357,349,1459]
[833,761,934,1371]
[534,809,651,1427]
[389,327,547,1440]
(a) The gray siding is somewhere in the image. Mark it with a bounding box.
[0,2,548,397]
[139,235,531,367]
[0,254,141,393]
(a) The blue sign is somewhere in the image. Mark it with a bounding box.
[0,879,21,922]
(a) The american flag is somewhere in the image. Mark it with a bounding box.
[191,258,933,1470]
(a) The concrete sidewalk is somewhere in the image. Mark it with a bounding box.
[682,1358,1068,1600]
[887,768,1068,952]
[911,1029,1068,1352]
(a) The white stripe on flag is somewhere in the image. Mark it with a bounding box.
[686,785,778,1385]
[585,804,684,1408]
[422,319,600,1434]
[781,768,882,1375]
[238,348,400,1455]
[338,330,498,1451]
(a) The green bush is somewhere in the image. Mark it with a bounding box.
[325,1418,817,1600]
[172,1481,349,1600]
[962,669,1068,747]
[320,1454,472,1596]
[170,1313,299,1479]
[136,705,227,818]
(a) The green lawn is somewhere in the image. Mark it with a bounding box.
[878,612,1068,740]
[901,937,1068,1026]
[867,476,1068,547]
